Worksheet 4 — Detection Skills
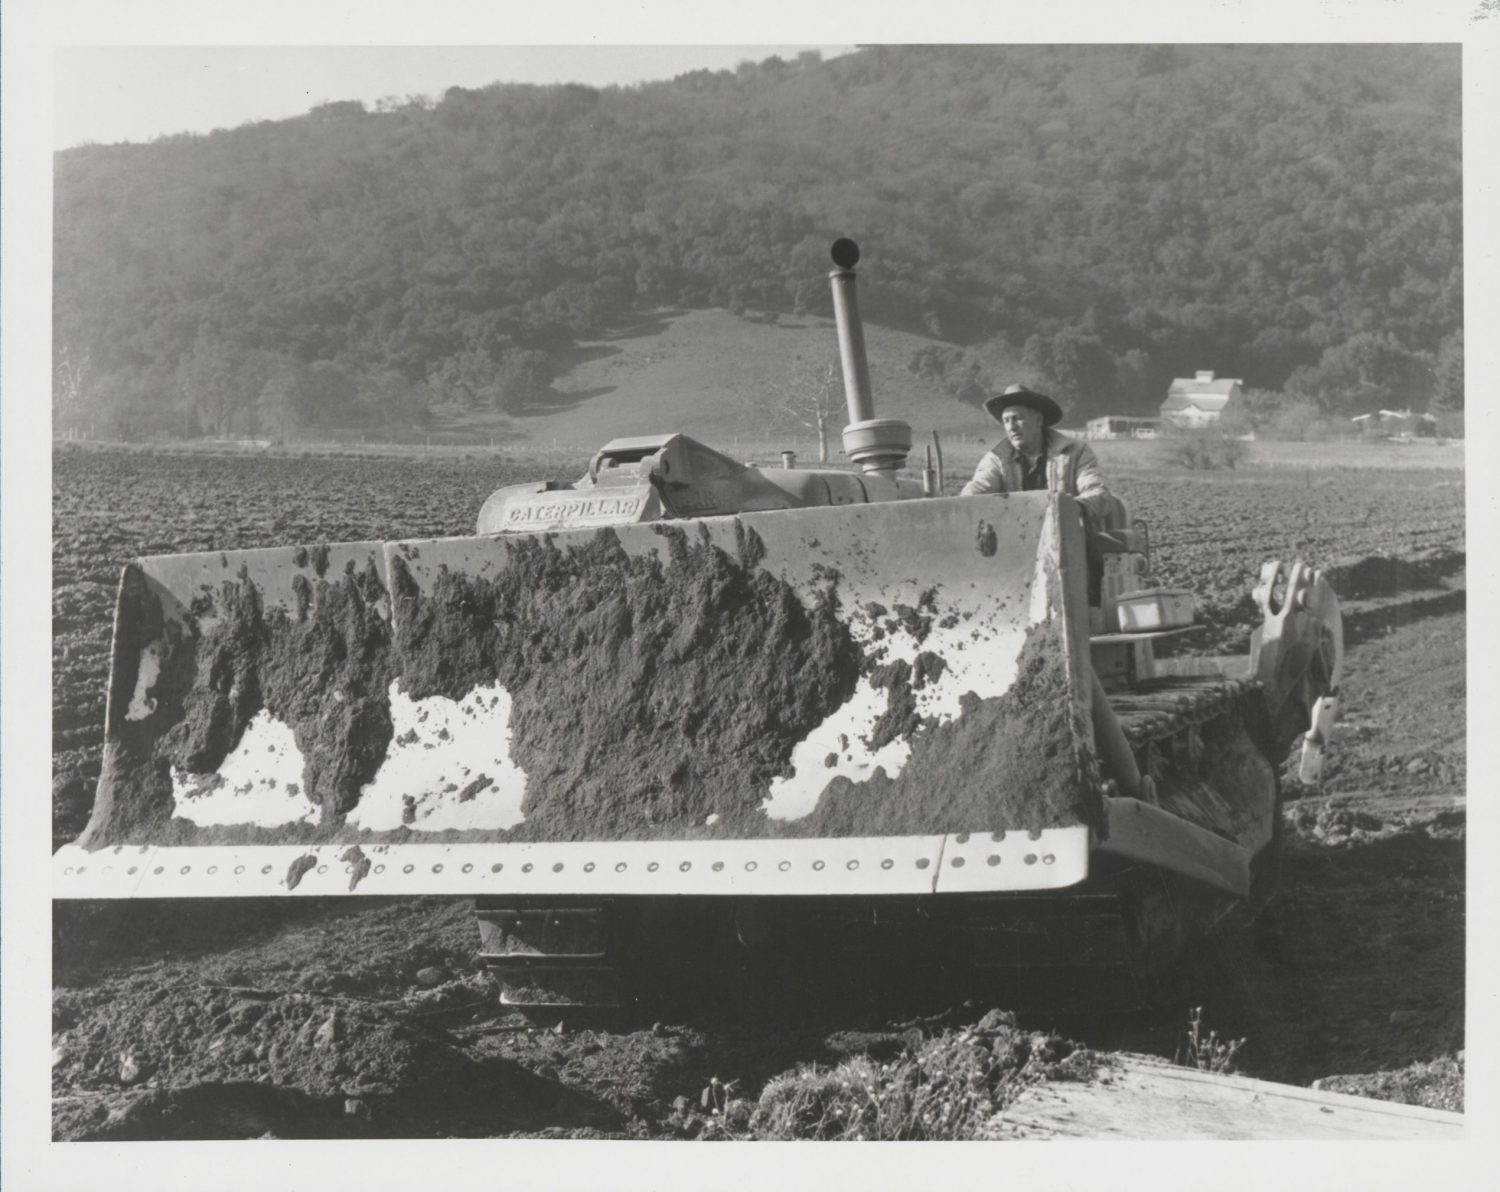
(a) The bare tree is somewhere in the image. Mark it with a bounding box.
[54,343,92,435]
[772,355,844,463]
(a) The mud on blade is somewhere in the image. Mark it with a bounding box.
[60,495,1103,898]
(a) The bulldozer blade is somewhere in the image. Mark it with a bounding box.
[57,494,1105,899]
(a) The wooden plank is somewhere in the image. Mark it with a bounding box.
[994,1053,1464,1140]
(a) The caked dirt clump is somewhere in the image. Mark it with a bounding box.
[82,557,396,846]
[390,524,864,840]
[52,982,459,1106]
[798,618,1101,837]
[78,515,1099,849]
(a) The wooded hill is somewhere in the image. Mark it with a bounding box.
[53,44,1463,440]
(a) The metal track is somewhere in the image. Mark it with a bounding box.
[472,886,1189,1015]
[475,900,624,1009]
[1109,676,1264,745]
[1108,679,1278,841]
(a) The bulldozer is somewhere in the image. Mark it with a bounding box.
[54,240,1343,1014]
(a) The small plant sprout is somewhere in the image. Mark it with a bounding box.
[1177,1006,1246,1075]
[700,1075,739,1115]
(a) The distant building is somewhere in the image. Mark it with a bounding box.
[1351,409,1438,438]
[1084,415,1163,440]
[1160,371,1244,428]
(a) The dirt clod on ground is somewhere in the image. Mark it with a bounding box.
[1313,1055,1463,1113]
[52,981,460,1105]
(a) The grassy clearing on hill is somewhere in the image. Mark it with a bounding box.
[425,307,1020,450]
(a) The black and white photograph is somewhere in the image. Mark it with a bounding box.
[4,1,1496,1187]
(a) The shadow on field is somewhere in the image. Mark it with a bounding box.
[1119,831,1463,1086]
[510,385,616,417]
[1343,590,1467,647]
[598,311,681,342]
[53,1060,623,1141]
[552,342,624,368]
[1327,553,1462,599]
[53,899,328,983]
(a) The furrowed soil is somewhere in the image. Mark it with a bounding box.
[49,446,1465,1138]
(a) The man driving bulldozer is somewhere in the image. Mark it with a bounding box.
[960,384,1115,523]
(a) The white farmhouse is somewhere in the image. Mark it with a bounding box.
[1160,371,1244,429]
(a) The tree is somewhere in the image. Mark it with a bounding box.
[1218,387,1285,435]
[1020,329,1116,420]
[427,347,501,410]
[1283,332,1433,416]
[1265,397,1337,441]
[770,355,844,462]
[255,363,304,442]
[301,361,360,427]
[177,337,283,438]
[1111,348,1156,409]
[494,349,555,414]
[362,366,431,428]
[907,345,990,407]
[1430,330,1463,413]
[53,342,93,434]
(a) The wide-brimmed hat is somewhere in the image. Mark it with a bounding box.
[983,383,1063,427]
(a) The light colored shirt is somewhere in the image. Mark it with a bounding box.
[960,429,1112,520]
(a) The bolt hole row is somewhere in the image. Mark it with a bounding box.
[68,849,1056,880]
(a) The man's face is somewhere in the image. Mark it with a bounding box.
[1000,405,1044,455]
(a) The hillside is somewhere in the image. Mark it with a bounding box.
[53,44,1463,441]
[425,307,1019,450]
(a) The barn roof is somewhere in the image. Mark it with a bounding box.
[1161,392,1232,414]
[1167,375,1241,397]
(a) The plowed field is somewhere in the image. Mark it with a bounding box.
[50,446,1466,1140]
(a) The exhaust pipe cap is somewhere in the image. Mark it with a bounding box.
[831,238,860,269]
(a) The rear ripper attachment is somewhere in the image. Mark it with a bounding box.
[56,239,1341,1014]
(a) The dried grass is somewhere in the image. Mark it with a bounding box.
[703,1010,1094,1141]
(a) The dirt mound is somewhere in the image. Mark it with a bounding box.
[49,897,637,1140]
[1313,1054,1464,1113]
[1285,801,1466,847]
[51,987,625,1141]
[739,1009,1093,1140]
[52,982,465,1105]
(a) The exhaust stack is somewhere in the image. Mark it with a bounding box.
[828,239,912,474]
